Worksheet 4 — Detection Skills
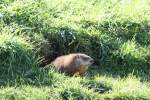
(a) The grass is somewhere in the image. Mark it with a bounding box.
[0,71,150,100]
[0,0,150,99]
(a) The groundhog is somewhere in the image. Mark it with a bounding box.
[51,53,94,76]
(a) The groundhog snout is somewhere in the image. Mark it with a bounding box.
[90,58,94,64]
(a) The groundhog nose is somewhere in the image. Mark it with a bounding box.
[90,59,94,63]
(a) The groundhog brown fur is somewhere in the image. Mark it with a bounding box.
[51,53,94,76]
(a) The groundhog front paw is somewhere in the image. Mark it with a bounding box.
[73,72,80,77]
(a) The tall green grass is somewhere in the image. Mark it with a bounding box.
[0,33,41,85]
[1,73,150,100]
[0,0,150,99]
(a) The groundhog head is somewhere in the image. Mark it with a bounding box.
[74,53,94,67]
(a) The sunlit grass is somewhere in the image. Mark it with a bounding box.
[0,0,150,99]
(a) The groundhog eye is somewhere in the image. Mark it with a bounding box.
[83,57,89,60]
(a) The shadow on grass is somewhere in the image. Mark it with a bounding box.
[87,55,150,82]
[0,66,63,87]
[80,20,150,46]
[81,78,112,94]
